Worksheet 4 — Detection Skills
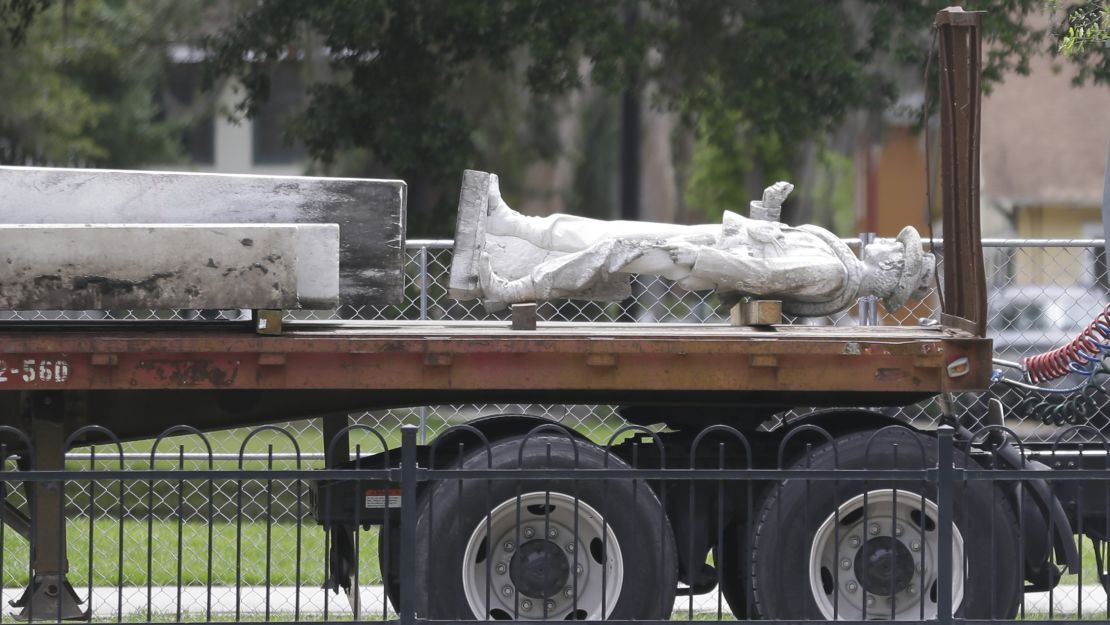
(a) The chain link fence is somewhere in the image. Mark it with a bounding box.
[333,238,1107,445]
[2,237,1107,619]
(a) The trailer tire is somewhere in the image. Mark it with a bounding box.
[715,522,756,620]
[750,429,1021,620]
[379,527,401,612]
[414,434,677,620]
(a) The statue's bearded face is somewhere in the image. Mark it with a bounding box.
[860,238,935,309]
[857,238,907,301]
[863,239,905,274]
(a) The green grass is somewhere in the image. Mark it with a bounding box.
[1,518,381,588]
[86,422,401,466]
[69,413,636,468]
[1058,536,1105,589]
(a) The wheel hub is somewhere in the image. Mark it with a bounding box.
[509,539,571,599]
[461,492,624,620]
[808,489,965,620]
[854,536,915,596]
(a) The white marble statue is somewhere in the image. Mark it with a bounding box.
[449,171,934,317]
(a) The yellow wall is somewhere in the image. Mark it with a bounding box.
[857,126,929,237]
[1014,205,1101,285]
[876,127,929,236]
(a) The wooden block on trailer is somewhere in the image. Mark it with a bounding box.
[511,303,538,330]
[0,166,406,306]
[254,310,283,336]
[730,300,782,326]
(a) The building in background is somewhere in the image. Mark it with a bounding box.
[980,49,1110,287]
[157,47,307,176]
[848,44,1110,293]
[853,92,931,240]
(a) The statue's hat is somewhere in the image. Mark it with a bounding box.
[883,226,926,312]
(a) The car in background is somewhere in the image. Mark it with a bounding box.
[987,285,1109,361]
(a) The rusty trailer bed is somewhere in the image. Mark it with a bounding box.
[0,320,989,439]
[0,320,988,393]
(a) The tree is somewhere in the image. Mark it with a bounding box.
[0,0,48,45]
[0,0,192,167]
[196,1,1106,234]
[1054,0,1109,82]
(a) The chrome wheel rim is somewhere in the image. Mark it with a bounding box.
[461,492,624,620]
[808,489,965,620]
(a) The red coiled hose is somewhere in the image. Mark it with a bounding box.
[1024,303,1110,383]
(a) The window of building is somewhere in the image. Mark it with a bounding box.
[164,62,215,165]
[252,64,306,165]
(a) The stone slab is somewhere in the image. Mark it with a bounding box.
[0,166,405,306]
[448,169,492,300]
[0,224,339,310]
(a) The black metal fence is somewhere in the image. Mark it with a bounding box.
[1,421,1108,623]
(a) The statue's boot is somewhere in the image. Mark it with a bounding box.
[478,252,537,306]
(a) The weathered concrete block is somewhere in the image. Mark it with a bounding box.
[0,224,339,310]
[0,166,405,306]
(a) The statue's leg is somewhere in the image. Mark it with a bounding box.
[487,192,705,253]
[487,209,603,252]
[481,239,660,303]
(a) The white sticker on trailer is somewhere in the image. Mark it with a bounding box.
[365,489,402,508]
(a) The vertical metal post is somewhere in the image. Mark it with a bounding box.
[1100,139,1110,272]
[16,391,85,621]
[935,425,955,624]
[418,246,429,321]
[28,395,66,576]
[936,7,986,336]
[858,233,877,325]
[418,246,430,443]
[399,425,419,625]
[322,414,349,467]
